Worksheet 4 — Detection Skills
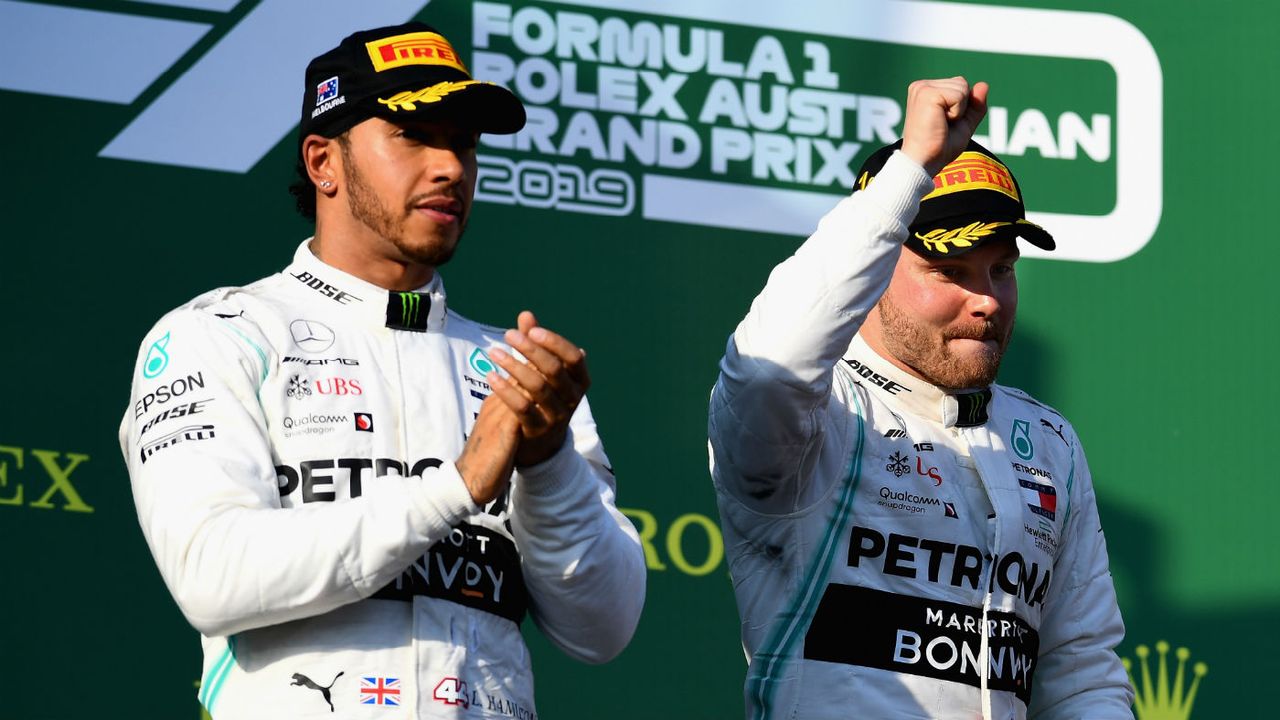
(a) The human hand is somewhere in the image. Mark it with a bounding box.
[454,394,519,505]
[900,77,990,177]
[486,311,591,467]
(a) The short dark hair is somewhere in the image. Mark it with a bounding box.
[288,133,348,221]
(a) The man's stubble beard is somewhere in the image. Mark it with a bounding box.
[876,294,1014,390]
[341,147,466,268]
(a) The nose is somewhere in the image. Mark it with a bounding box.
[965,278,1003,318]
[430,147,466,185]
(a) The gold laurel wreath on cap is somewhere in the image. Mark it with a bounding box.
[914,221,1011,254]
[377,80,487,112]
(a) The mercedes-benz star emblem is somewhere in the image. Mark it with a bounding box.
[290,319,336,353]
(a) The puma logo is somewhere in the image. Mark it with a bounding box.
[1040,419,1068,446]
[291,671,343,713]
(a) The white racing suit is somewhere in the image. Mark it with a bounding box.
[709,152,1133,719]
[120,241,645,719]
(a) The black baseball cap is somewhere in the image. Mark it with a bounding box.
[853,139,1055,257]
[299,21,526,145]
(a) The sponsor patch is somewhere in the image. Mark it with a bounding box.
[804,585,1039,704]
[287,375,312,400]
[372,522,529,624]
[365,31,467,73]
[922,151,1020,202]
[1018,478,1058,521]
[468,348,496,377]
[1010,419,1035,460]
[290,319,336,353]
[143,331,171,379]
[139,424,215,463]
[885,451,910,478]
[138,399,212,437]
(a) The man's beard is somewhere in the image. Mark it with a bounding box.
[876,295,1013,389]
[341,150,465,268]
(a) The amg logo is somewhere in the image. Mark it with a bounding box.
[884,429,908,439]
[282,356,359,366]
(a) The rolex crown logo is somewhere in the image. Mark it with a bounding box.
[1122,640,1208,720]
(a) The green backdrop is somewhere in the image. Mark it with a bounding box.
[2,1,1273,718]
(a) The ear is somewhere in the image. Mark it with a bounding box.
[301,134,340,196]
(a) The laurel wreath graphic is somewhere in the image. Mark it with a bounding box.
[377,80,485,112]
[914,221,1011,253]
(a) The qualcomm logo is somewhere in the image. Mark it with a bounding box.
[0,0,435,173]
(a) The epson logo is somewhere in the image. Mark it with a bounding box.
[134,373,206,419]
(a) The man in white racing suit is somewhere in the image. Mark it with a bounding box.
[709,78,1133,719]
[120,21,645,719]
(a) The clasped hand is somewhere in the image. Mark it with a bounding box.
[455,311,590,505]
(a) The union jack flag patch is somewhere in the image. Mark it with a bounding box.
[360,676,401,706]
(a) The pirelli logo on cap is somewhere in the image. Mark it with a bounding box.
[923,152,1020,202]
[366,31,467,73]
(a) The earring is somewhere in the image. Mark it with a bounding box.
[320,180,333,188]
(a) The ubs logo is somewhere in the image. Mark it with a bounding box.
[290,319,336,353]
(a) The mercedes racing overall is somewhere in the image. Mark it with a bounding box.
[121,241,645,719]
[709,152,1133,719]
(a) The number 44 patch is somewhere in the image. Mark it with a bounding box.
[433,677,471,708]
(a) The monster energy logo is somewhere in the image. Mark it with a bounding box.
[954,389,991,427]
[401,293,422,326]
[387,291,430,331]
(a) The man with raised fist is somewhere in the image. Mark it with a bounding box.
[709,77,1133,719]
